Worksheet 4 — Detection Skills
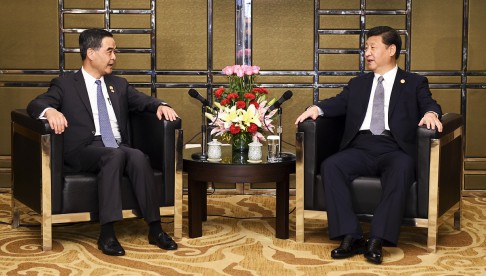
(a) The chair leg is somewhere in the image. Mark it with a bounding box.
[174,175,182,239]
[454,209,461,231]
[426,138,440,253]
[173,128,183,239]
[41,133,53,251]
[426,222,437,253]
[11,202,20,229]
[295,132,305,243]
[42,213,53,251]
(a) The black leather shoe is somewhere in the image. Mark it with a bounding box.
[331,235,366,259]
[364,238,383,264]
[148,231,178,250]
[97,236,125,256]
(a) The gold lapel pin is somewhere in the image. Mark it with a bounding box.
[400,79,405,84]
[109,85,115,93]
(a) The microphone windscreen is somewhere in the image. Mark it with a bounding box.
[188,89,199,98]
[282,90,293,100]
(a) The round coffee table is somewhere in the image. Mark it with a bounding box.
[183,148,295,239]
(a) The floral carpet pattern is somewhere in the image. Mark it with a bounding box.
[1,193,486,275]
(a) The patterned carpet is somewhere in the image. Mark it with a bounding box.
[1,192,486,275]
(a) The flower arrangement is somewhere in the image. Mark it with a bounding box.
[205,65,277,150]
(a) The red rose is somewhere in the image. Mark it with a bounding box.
[227,93,239,100]
[249,101,259,109]
[214,87,225,98]
[253,87,268,94]
[230,124,241,134]
[220,99,230,106]
[236,101,246,109]
[247,123,258,133]
[244,93,256,100]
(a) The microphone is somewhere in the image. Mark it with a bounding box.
[188,89,211,160]
[267,90,293,113]
[188,89,210,107]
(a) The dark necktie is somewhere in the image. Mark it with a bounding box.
[370,76,385,135]
[95,80,118,148]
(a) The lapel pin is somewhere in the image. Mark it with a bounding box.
[109,86,115,93]
[400,79,405,84]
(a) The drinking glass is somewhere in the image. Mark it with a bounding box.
[267,135,280,162]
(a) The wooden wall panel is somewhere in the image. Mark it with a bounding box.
[253,0,314,70]
[0,0,59,69]
[411,0,463,70]
[156,0,207,70]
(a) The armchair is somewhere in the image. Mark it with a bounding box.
[11,109,183,251]
[295,113,463,252]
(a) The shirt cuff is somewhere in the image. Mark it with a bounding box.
[39,107,54,119]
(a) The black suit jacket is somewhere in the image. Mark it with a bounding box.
[27,70,164,170]
[316,68,442,161]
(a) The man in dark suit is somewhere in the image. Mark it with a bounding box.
[295,26,443,264]
[27,29,179,256]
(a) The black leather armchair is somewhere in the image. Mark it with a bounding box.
[11,109,183,251]
[295,113,463,252]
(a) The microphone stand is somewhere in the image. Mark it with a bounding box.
[276,107,295,161]
[192,105,208,160]
[277,107,283,158]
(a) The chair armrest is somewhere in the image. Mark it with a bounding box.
[11,109,54,135]
[416,112,463,217]
[129,111,182,205]
[297,116,345,209]
[298,116,345,176]
[11,109,64,214]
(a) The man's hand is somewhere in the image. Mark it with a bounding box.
[45,109,68,134]
[418,112,443,132]
[157,105,179,121]
[295,106,320,125]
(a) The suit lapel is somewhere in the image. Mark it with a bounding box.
[74,71,94,122]
[360,72,375,116]
[388,68,408,118]
[104,76,122,124]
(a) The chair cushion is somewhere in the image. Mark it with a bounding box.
[59,170,164,215]
[313,174,419,218]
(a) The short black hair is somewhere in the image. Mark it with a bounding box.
[367,26,402,59]
[79,29,113,60]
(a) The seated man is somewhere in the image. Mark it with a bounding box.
[27,28,179,256]
[295,26,443,264]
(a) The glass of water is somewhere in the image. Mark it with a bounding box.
[267,135,280,162]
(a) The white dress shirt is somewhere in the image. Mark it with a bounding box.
[81,67,121,139]
[359,65,398,131]
[314,65,398,130]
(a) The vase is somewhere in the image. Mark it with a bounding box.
[232,132,252,152]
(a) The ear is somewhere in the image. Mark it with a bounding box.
[87,48,96,61]
[388,44,397,57]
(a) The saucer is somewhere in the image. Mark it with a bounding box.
[247,159,262,163]
[207,158,222,162]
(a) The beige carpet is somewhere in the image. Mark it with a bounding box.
[1,193,486,275]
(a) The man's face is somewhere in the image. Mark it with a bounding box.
[364,35,396,75]
[90,37,116,77]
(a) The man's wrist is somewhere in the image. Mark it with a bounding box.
[425,111,438,118]
[307,105,324,116]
